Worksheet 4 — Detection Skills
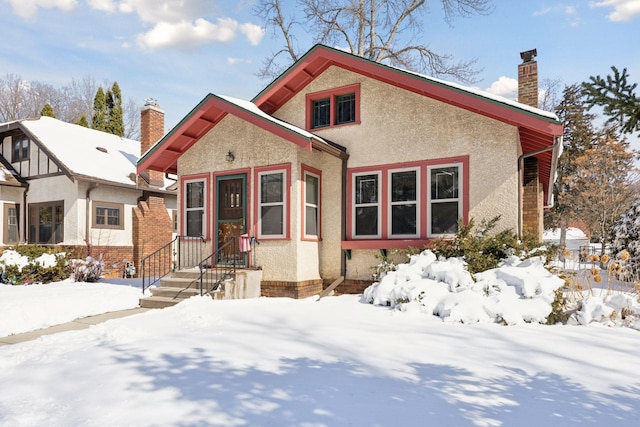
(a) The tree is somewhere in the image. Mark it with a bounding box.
[106,82,125,137]
[40,103,56,118]
[563,133,637,253]
[254,0,492,82]
[612,197,640,265]
[544,83,597,246]
[77,114,89,127]
[91,86,107,132]
[582,66,640,135]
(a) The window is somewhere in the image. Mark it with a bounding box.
[258,170,287,238]
[12,135,29,162]
[185,179,206,238]
[93,201,124,230]
[389,169,419,237]
[28,201,64,244]
[303,168,321,239]
[306,84,360,130]
[353,172,381,238]
[312,98,331,128]
[4,203,20,244]
[428,165,462,236]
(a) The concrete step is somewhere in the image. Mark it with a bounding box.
[159,277,200,289]
[139,295,187,309]
[150,286,201,299]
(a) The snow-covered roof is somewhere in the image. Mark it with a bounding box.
[12,116,162,188]
[218,95,327,142]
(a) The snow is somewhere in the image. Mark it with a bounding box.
[1,251,640,426]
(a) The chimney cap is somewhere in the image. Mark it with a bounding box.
[144,97,158,107]
[520,49,537,63]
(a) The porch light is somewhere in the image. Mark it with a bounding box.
[225,150,235,162]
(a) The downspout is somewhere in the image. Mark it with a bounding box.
[517,135,563,236]
[22,183,29,243]
[340,153,349,278]
[85,183,99,254]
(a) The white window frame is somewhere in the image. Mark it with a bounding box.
[352,171,382,239]
[388,167,420,238]
[427,163,462,237]
[184,178,206,238]
[303,170,321,239]
[258,169,287,239]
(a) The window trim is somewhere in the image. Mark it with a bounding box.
[427,163,463,238]
[388,167,420,239]
[254,164,291,240]
[352,171,382,239]
[346,156,468,244]
[305,83,360,130]
[92,201,124,230]
[11,135,29,163]
[28,200,64,244]
[302,165,322,241]
[180,174,210,240]
[3,203,20,245]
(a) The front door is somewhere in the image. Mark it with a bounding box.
[216,174,247,266]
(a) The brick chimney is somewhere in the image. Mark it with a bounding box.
[518,49,538,108]
[140,99,165,187]
[518,49,543,240]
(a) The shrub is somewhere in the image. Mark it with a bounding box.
[421,216,546,274]
[70,255,104,282]
[0,247,71,285]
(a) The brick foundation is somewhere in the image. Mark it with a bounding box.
[323,278,373,295]
[261,279,323,299]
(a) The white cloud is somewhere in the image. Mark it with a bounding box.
[227,57,252,65]
[137,17,245,50]
[114,0,214,23]
[239,23,265,46]
[5,0,77,18]
[591,0,640,21]
[88,0,116,12]
[484,76,518,101]
[532,7,552,16]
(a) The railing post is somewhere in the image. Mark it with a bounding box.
[141,258,146,294]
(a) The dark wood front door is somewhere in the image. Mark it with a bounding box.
[216,174,247,266]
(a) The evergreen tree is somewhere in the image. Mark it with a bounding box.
[91,86,107,132]
[106,82,124,136]
[563,133,637,253]
[612,198,640,265]
[582,66,640,135]
[544,83,597,246]
[77,114,89,127]
[40,103,56,118]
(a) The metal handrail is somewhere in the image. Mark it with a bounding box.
[141,234,206,294]
[197,238,238,296]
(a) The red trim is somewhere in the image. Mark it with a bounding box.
[301,164,322,241]
[179,173,211,241]
[346,156,469,242]
[253,163,292,240]
[305,83,361,131]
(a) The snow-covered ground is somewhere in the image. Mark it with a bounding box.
[1,251,640,426]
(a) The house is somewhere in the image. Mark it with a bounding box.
[137,45,563,298]
[0,104,176,277]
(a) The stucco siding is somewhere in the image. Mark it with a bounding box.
[85,183,141,247]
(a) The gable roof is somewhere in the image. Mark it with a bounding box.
[252,44,563,203]
[137,93,345,175]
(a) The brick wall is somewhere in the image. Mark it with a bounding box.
[261,279,323,298]
[132,195,173,276]
[140,104,165,186]
[323,278,373,295]
[81,245,134,278]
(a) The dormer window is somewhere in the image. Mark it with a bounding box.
[306,84,360,130]
[12,135,29,162]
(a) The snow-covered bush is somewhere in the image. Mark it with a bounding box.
[362,249,565,325]
[70,255,104,282]
[0,248,69,285]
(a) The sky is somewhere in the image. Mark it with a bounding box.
[1,0,639,134]
[2,246,640,425]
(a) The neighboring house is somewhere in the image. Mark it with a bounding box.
[137,45,563,298]
[0,105,176,277]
